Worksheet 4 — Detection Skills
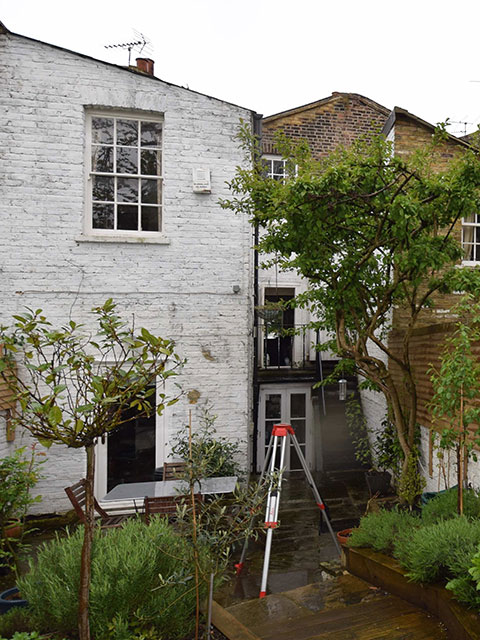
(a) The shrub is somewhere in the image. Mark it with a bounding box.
[421,487,480,525]
[0,608,35,638]
[393,517,480,584]
[18,518,209,639]
[348,508,419,555]
[170,408,242,479]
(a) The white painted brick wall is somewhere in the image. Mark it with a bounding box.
[0,32,254,514]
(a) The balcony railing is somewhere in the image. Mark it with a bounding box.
[260,323,312,369]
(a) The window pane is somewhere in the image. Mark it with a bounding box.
[92,117,113,144]
[117,119,138,146]
[117,178,138,203]
[141,121,162,147]
[141,150,161,176]
[92,203,114,229]
[265,394,281,420]
[141,206,161,232]
[273,160,284,175]
[117,147,138,174]
[291,393,306,419]
[117,205,138,230]
[92,176,114,202]
[141,179,161,204]
[290,445,305,470]
[291,419,306,442]
[92,146,113,173]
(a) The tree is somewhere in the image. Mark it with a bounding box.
[429,294,480,514]
[0,300,182,640]
[224,127,480,482]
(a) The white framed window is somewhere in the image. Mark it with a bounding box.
[85,111,163,238]
[262,155,287,181]
[462,214,480,263]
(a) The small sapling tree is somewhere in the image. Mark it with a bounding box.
[429,294,480,515]
[0,299,182,640]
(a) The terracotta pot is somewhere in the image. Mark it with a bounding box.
[3,520,23,539]
[337,528,353,546]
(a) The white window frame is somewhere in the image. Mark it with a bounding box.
[263,155,288,181]
[461,215,480,264]
[82,109,168,243]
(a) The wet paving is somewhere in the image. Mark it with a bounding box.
[214,469,448,639]
[216,468,370,606]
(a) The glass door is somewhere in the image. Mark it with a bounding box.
[258,385,312,472]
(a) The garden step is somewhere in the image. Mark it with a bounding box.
[216,574,447,640]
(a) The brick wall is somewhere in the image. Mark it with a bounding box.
[0,31,254,513]
[262,92,389,158]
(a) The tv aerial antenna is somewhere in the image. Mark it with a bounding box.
[104,30,153,66]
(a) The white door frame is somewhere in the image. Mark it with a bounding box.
[95,384,168,504]
[257,383,313,473]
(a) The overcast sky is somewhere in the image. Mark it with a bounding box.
[2,0,480,135]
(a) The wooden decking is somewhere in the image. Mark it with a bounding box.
[212,574,447,640]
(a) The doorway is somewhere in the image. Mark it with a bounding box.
[257,384,313,472]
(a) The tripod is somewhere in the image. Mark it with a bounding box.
[236,423,341,598]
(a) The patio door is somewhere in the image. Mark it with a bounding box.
[95,387,168,501]
[257,385,312,472]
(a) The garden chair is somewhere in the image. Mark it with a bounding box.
[163,461,187,480]
[144,494,202,524]
[64,479,128,529]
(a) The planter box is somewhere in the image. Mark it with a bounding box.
[342,546,480,640]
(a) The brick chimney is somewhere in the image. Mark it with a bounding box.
[136,58,154,76]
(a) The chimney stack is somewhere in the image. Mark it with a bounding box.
[136,58,154,76]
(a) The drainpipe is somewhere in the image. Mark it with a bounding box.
[252,112,263,474]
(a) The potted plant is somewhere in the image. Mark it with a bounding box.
[0,445,44,574]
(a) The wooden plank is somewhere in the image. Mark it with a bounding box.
[211,600,262,640]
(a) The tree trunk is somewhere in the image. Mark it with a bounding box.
[78,444,95,640]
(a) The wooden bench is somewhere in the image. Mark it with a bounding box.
[144,493,202,524]
[65,479,128,529]
[163,461,187,480]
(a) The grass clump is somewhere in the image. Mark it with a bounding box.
[348,508,419,555]
[17,517,208,639]
[421,487,480,525]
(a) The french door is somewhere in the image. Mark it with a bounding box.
[257,385,312,472]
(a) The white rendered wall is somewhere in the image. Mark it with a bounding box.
[0,32,254,513]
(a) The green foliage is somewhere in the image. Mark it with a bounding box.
[18,518,207,639]
[0,446,44,571]
[0,608,36,639]
[348,508,419,555]
[345,393,372,468]
[0,299,183,448]
[170,408,242,479]
[397,453,426,508]
[422,487,480,525]
[224,125,480,477]
[394,517,480,584]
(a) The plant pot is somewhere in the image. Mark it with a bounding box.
[0,587,28,614]
[3,520,23,539]
[365,470,391,497]
[337,528,353,546]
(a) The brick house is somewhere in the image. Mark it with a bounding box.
[0,21,256,513]
[255,93,390,473]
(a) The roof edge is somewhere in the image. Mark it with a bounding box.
[1,26,257,115]
[382,107,474,150]
[0,20,9,34]
[263,92,390,123]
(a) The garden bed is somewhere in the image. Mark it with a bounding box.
[342,546,480,640]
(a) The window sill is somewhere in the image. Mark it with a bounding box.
[75,234,170,245]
